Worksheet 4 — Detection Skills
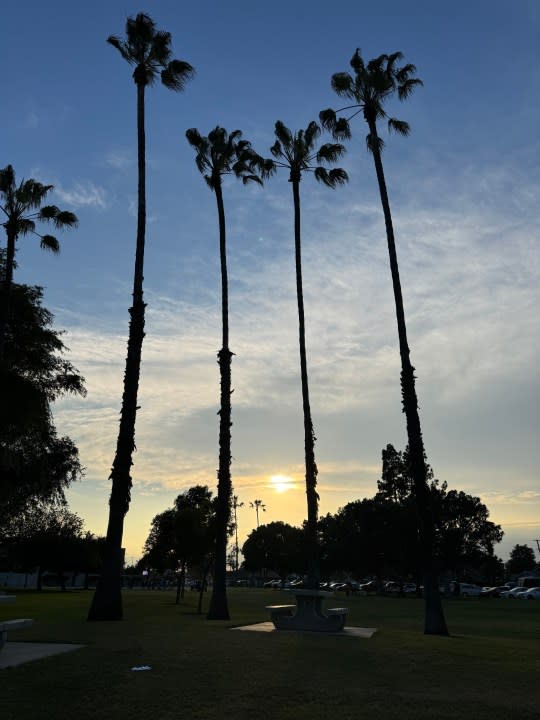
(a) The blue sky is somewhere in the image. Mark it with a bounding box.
[3,0,539,563]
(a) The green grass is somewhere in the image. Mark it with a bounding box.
[2,589,540,720]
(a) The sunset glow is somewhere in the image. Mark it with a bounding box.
[269,475,295,494]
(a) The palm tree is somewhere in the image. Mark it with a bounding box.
[0,165,77,359]
[250,499,266,528]
[269,120,347,590]
[320,49,448,636]
[232,494,244,571]
[186,126,272,620]
[88,13,194,622]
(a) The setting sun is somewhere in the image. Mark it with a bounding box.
[269,474,295,493]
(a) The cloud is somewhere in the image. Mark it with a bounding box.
[54,182,107,209]
[50,146,540,559]
[103,149,133,170]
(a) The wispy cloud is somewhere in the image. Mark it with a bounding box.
[103,149,133,170]
[55,182,107,209]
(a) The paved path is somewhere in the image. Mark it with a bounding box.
[0,642,85,669]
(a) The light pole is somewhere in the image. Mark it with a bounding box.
[250,499,266,528]
[232,495,244,572]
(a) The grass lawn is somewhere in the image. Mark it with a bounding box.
[1,588,539,720]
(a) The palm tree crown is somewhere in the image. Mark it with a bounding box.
[186,126,274,189]
[270,120,348,185]
[320,49,422,152]
[107,12,194,88]
[0,164,78,259]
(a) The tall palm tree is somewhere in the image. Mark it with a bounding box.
[249,499,266,528]
[270,120,347,590]
[186,126,272,620]
[0,165,77,359]
[320,49,448,635]
[88,13,194,622]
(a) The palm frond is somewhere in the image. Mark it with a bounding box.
[386,51,404,73]
[18,219,36,236]
[304,121,321,150]
[319,108,337,132]
[186,127,203,148]
[398,77,423,100]
[274,121,293,149]
[17,180,53,209]
[54,211,78,228]
[313,166,348,188]
[40,235,60,253]
[107,35,134,64]
[148,30,172,65]
[0,165,15,195]
[126,13,155,49]
[388,118,410,136]
[349,48,365,73]
[38,205,61,221]
[316,143,346,164]
[270,140,284,160]
[367,54,388,74]
[241,174,263,186]
[331,72,354,98]
[161,59,195,91]
[395,63,418,83]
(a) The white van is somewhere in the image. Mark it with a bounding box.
[458,582,482,597]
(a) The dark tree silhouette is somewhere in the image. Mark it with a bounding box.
[88,13,194,621]
[0,165,77,360]
[186,126,271,619]
[269,120,347,589]
[320,49,448,635]
[0,255,85,519]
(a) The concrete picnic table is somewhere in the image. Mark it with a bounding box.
[266,588,348,632]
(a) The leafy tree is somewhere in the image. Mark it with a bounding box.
[142,486,216,608]
[1,505,85,591]
[319,445,503,586]
[242,522,305,580]
[89,12,194,622]
[269,120,347,589]
[186,127,271,620]
[0,276,85,517]
[0,165,77,359]
[320,51,447,635]
[506,544,536,576]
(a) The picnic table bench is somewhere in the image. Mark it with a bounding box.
[0,595,16,604]
[0,619,34,649]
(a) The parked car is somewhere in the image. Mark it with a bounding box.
[519,587,540,600]
[480,586,508,598]
[455,582,482,597]
[359,581,378,593]
[500,587,523,598]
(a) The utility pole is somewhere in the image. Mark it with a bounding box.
[250,499,266,528]
[534,539,540,554]
[232,495,244,572]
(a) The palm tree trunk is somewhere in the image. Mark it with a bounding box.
[207,179,232,620]
[291,173,320,590]
[368,119,448,635]
[88,82,147,621]
[0,228,16,360]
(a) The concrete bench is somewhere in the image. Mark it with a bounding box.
[0,596,16,604]
[0,619,34,650]
[326,607,349,629]
[265,605,295,622]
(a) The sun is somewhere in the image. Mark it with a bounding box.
[269,474,295,493]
